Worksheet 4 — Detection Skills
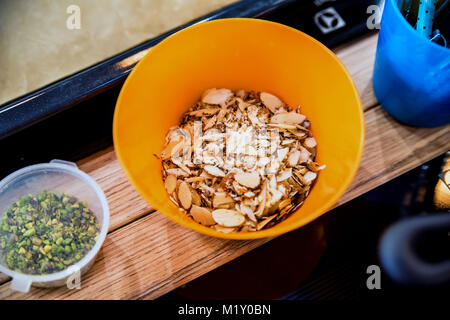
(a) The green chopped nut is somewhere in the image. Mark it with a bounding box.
[0,191,100,275]
[23,228,35,237]
[32,237,42,246]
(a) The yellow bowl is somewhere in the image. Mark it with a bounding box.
[113,18,364,240]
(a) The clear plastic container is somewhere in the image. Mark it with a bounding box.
[0,160,109,292]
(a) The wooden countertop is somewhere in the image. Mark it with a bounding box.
[0,32,449,299]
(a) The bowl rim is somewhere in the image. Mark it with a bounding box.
[113,18,365,240]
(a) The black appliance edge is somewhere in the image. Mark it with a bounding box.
[0,0,294,139]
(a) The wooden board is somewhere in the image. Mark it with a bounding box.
[0,104,448,299]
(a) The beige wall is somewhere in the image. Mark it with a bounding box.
[0,0,237,105]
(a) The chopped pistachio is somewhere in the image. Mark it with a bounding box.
[0,191,100,275]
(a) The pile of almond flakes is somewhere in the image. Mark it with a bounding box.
[160,88,325,233]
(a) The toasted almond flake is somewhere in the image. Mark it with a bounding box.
[164,175,177,194]
[178,181,192,210]
[232,181,247,195]
[199,183,215,195]
[248,108,263,126]
[282,139,296,145]
[189,107,220,117]
[271,111,306,125]
[243,191,255,198]
[202,88,233,105]
[255,182,267,217]
[278,198,291,210]
[260,92,283,113]
[303,171,317,184]
[288,150,301,167]
[257,214,277,230]
[204,116,217,130]
[239,204,257,222]
[234,172,260,188]
[236,98,248,112]
[293,131,307,139]
[213,192,235,208]
[172,158,191,174]
[212,209,245,227]
[298,146,312,164]
[169,195,179,206]
[277,148,289,162]
[190,188,202,206]
[304,137,317,148]
[267,123,297,130]
[190,205,215,226]
[277,168,292,182]
[166,168,189,176]
[184,176,206,183]
[161,137,183,160]
[204,165,226,177]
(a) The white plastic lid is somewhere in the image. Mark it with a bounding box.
[0,160,109,292]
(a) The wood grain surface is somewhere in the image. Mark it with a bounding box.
[0,33,448,298]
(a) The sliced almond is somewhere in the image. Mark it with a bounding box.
[304,137,317,148]
[164,175,177,194]
[277,168,292,182]
[204,116,217,130]
[277,148,289,162]
[213,192,235,208]
[177,181,192,210]
[239,204,257,222]
[161,137,183,160]
[212,209,245,227]
[204,165,226,177]
[271,111,306,125]
[202,88,233,105]
[292,131,307,139]
[189,107,220,117]
[190,205,215,226]
[298,146,312,164]
[243,191,255,198]
[255,182,267,217]
[282,139,296,145]
[288,150,301,167]
[234,172,260,188]
[303,171,317,184]
[171,158,191,174]
[306,161,322,172]
[166,168,189,177]
[267,123,297,130]
[260,92,283,113]
[190,188,202,206]
[257,214,277,231]
[184,176,206,183]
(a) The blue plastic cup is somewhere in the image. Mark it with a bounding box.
[373,0,450,128]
